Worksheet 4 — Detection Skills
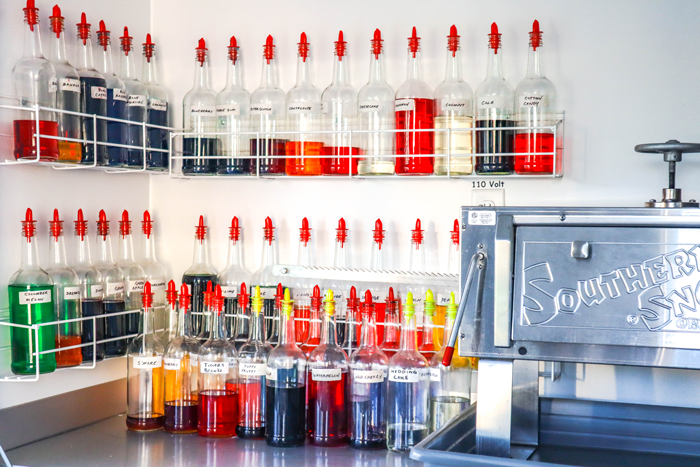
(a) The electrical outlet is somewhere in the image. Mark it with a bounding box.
[471,188,505,207]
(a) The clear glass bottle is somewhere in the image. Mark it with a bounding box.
[429,291,472,433]
[117,210,146,341]
[435,219,460,348]
[341,286,361,357]
[349,290,389,449]
[95,210,127,357]
[249,35,286,176]
[370,218,390,344]
[163,283,200,434]
[395,27,434,175]
[386,292,429,451]
[216,36,251,175]
[127,282,165,431]
[75,13,108,165]
[183,38,218,175]
[434,25,473,176]
[265,289,307,447]
[326,218,350,343]
[268,283,283,346]
[475,22,515,175]
[218,216,251,340]
[96,21,127,167]
[141,34,170,171]
[12,0,59,162]
[293,218,314,343]
[198,285,238,437]
[118,27,148,167]
[237,286,273,438]
[307,290,349,446]
[418,290,437,361]
[285,32,324,176]
[403,219,428,336]
[232,283,250,350]
[182,216,218,335]
[380,287,400,359]
[252,217,280,340]
[321,31,359,176]
[47,6,81,163]
[197,281,215,344]
[301,285,322,356]
[140,210,168,338]
[514,20,557,175]
[165,280,178,343]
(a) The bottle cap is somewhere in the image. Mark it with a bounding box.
[264,217,274,245]
[489,22,501,54]
[179,283,191,312]
[143,33,155,61]
[238,282,250,310]
[97,21,110,51]
[97,210,109,238]
[274,282,283,309]
[408,26,420,58]
[386,287,396,306]
[411,219,424,245]
[142,210,153,238]
[446,291,458,318]
[142,281,153,308]
[373,218,384,249]
[371,29,382,59]
[77,12,90,45]
[23,0,39,32]
[403,291,415,318]
[347,286,359,311]
[196,38,207,66]
[336,218,348,247]
[451,219,459,245]
[252,286,263,315]
[424,289,436,316]
[300,218,311,246]
[120,26,132,55]
[298,32,309,62]
[264,35,274,64]
[119,210,131,238]
[362,289,374,316]
[203,280,214,308]
[335,30,346,60]
[323,289,336,316]
[22,208,36,241]
[214,284,224,313]
[228,36,239,64]
[530,20,542,51]
[75,209,87,240]
[230,216,240,241]
[310,285,321,311]
[282,288,294,317]
[448,24,460,57]
[166,280,177,306]
[49,5,63,38]
[195,215,206,243]
[49,209,63,239]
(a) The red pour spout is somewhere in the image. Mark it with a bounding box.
[489,22,501,54]
[142,210,153,238]
[298,32,309,62]
[347,286,359,310]
[214,284,224,313]
[311,285,322,310]
[373,218,385,250]
[24,0,38,32]
[203,280,214,308]
[264,35,275,65]
[387,287,395,302]
[142,281,153,308]
[412,218,424,246]
[531,19,542,51]
[263,217,274,245]
[335,30,346,61]
[300,218,311,246]
[371,28,382,60]
[448,24,460,57]
[451,219,460,245]
[364,289,373,304]
[22,208,36,241]
[97,20,110,51]
[77,13,90,45]
[75,209,87,240]
[238,282,249,309]
[50,5,63,38]
[143,33,154,61]
[408,26,420,58]
[97,209,109,239]
[49,208,63,239]
[120,26,132,55]
[119,210,131,238]
[336,218,348,247]
[179,283,191,312]
[362,289,374,316]
[228,36,238,64]
[196,38,207,66]
[166,280,178,306]
[195,215,206,242]
[230,216,240,242]
[275,283,283,309]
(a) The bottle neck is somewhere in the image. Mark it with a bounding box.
[360,309,377,348]
[49,33,69,64]
[442,313,456,345]
[75,234,92,265]
[192,59,210,89]
[76,38,95,70]
[259,57,279,88]
[120,50,137,80]
[211,307,226,340]
[142,233,157,262]
[140,305,155,336]
[367,52,386,84]
[249,307,266,342]
[447,241,460,275]
[526,45,544,78]
[225,56,243,89]
[261,236,276,267]
[49,235,69,267]
[295,55,313,86]
[399,313,417,351]
[97,41,114,75]
[297,241,311,266]
[226,238,242,268]
[142,53,158,84]
[420,311,434,346]
[333,239,349,268]
[308,302,321,339]
[191,237,211,267]
[383,303,399,344]
[370,242,384,270]
[331,56,349,85]
[23,22,44,58]
[118,233,135,263]
[409,242,426,272]
[405,49,424,81]
[20,237,41,268]
[486,47,504,79]
[279,309,296,345]
[199,301,212,336]
[96,234,114,264]
[320,311,338,346]
[444,48,463,82]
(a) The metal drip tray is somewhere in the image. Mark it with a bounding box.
[410,398,700,467]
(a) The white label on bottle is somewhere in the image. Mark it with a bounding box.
[354,369,385,383]
[91,86,108,100]
[18,289,51,305]
[389,367,427,383]
[437,294,451,306]
[149,97,167,111]
[221,286,238,298]
[128,94,147,107]
[201,361,229,374]
[49,76,58,93]
[240,363,267,377]
[250,104,273,115]
[477,96,506,109]
[430,368,441,382]
[372,294,383,303]
[258,286,276,299]
[59,78,81,93]
[442,98,471,112]
[107,282,125,295]
[359,101,383,113]
[311,368,342,382]
[217,104,240,116]
[519,94,550,108]
[128,280,145,293]
[133,356,162,369]
[190,105,215,115]
[150,281,166,292]
[394,99,415,112]
[468,210,497,226]
[91,284,104,298]
[293,288,313,301]
[164,358,181,370]
[64,286,81,300]
[266,367,277,381]
[287,103,320,114]
[113,88,128,101]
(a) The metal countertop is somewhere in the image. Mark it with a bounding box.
[7,415,424,467]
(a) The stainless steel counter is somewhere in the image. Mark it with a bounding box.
[7,415,424,467]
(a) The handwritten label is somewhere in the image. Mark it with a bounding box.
[128,95,147,107]
[293,289,313,301]
[258,286,276,299]
[133,356,162,369]
[353,369,385,383]
[468,210,496,226]
[430,368,441,382]
[220,286,238,298]
[164,358,181,370]
[149,98,167,111]
[359,101,383,113]
[190,105,215,116]
[437,294,451,306]
[288,103,320,114]
[250,104,273,115]
[19,290,51,305]
[59,78,80,93]
[395,99,415,112]
[442,98,471,112]
[519,94,550,108]
[477,96,507,109]
[266,367,277,381]
[240,363,267,376]
[150,281,166,292]
[128,280,145,293]
[217,104,240,116]
[91,284,104,298]
[389,367,427,383]
[64,286,81,300]
[91,86,107,100]
[113,88,127,101]
[201,361,229,374]
[49,76,58,93]
[107,282,125,295]
[311,368,342,381]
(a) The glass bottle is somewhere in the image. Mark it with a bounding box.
[127,282,165,430]
[429,291,471,433]
[165,280,178,343]
[164,283,200,434]
[46,210,82,368]
[326,218,350,343]
[301,285,322,356]
[12,0,59,162]
[265,289,307,447]
[435,219,460,348]
[118,27,148,168]
[218,216,251,340]
[96,20,127,167]
[182,215,218,334]
[237,286,273,438]
[395,27,434,175]
[268,283,283,346]
[434,25,473,176]
[285,32,324,176]
[349,290,389,449]
[370,218,389,344]
[73,209,105,363]
[514,20,557,175]
[249,35,286,176]
[183,38,218,175]
[475,22,515,175]
[293,218,314,343]
[140,210,168,338]
[141,34,170,171]
[251,217,281,340]
[380,287,400,359]
[341,286,361,357]
[8,209,55,375]
[198,285,238,438]
[75,13,108,165]
[47,6,81,163]
[95,210,127,357]
[404,219,428,341]
[387,292,429,451]
[216,36,251,175]
[418,290,438,361]
[232,283,250,350]
[307,290,349,446]
[117,210,146,341]
[321,31,359,176]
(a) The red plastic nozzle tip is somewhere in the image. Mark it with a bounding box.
[203,280,214,308]
[451,219,460,245]
[49,208,63,239]
[313,285,321,297]
[388,287,395,302]
[120,26,132,55]
[264,35,274,64]
[179,283,191,311]
[77,13,90,45]
[238,282,249,309]
[142,281,153,308]
[142,210,153,238]
[228,35,238,64]
[408,26,420,57]
[300,218,311,246]
[373,218,385,249]
[22,208,36,241]
[50,5,63,38]
[348,285,360,310]
[119,210,131,237]
[442,346,455,367]
[75,209,87,240]
[230,216,240,242]
[275,283,284,308]
[412,218,424,245]
[372,28,382,59]
[364,289,373,304]
[196,38,207,66]
[195,215,206,242]
[97,20,110,50]
[97,209,109,238]
[336,218,348,246]
[166,280,178,306]
[531,20,542,51]
[448,24,460,57]
[311,284,321,310]
[489,22,501,54]
[143,33,154,61]
[298,32,309,62]
[24,0,38,32]
[214,284,224,312]
[264,216,274,245]
[335,30,346,61]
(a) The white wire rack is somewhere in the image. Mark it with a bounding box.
[272,264,458,287]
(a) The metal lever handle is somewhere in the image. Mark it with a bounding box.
[634,140,700,162]
[442,252,486,367]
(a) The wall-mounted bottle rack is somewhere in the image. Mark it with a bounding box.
[272,264,458,286]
